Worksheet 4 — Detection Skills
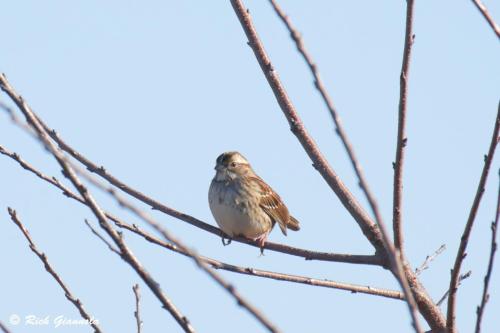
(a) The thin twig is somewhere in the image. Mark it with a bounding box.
[229,1,439,332]
[437,271,472,307]
[0,73,196,333]
[472,0,500,38]
[393,0,416,255]
[475,170,500,333]
[415,244,446,275]
[267,0,384,227]
[7,208,103,333]
[447,103,500,333]
[84,219,121,255]
[133,284,143,333]
[0,144,380,267]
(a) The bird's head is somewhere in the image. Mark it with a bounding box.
[213,151,253,181]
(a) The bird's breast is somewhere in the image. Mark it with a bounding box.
[208,180,270,239]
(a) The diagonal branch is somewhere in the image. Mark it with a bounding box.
[267,0,384,227]
[7,208,103,333]
[0,321,12,333]
[84,219,120,255]
[447,103,500,333]
[393,0,416,254]
[475,170,500,333]
[0,73,196,333]
[231,0,385,255]
[229,1,444,332]
[472,0,500,38]
[0,143,381,266]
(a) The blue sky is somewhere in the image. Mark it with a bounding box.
[1,1,499,332]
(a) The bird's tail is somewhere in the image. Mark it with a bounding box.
[287,216,300,231]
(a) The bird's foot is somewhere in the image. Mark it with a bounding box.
[221,234,232,246]
[255,234,268,256]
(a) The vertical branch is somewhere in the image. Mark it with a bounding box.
[7,208,103,333]
[267,0,385,227]
[447,103,500,333]
[393,0,416,253]
[133,284,143,333]
[471,0,500,38]
[475,170,500,333]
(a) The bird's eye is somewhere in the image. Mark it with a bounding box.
[231,162,237,167]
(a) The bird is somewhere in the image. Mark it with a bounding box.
[208,151,300,252]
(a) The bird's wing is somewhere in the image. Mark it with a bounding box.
[249,176,289,236]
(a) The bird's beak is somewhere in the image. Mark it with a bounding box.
[214,164,223,171]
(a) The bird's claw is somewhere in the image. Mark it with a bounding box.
[221,235,232,246]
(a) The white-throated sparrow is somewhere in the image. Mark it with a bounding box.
[208,151,299,251]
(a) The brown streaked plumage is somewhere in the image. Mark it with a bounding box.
[208,151,300,251]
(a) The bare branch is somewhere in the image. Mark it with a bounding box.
[5,141,399,303]
[472,0,500,38]
[113,218,404,300]
[84,219,121,255]
[267,0,384,227]
[229,1,444,331]
[416,245,446,275]
[0,74,196,333]
[0,144,380,266]
[393,0,416,254]
[447,103,500,333]
[7,208,103,333]
[475,171,500,333]
[133,284,143,333]
[437,271,472,307]
[230,0,385,254]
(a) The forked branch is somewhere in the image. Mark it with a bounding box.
[229,0,444,331]
[0,74,196,333]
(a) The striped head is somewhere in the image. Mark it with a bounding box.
[213,151,253,181]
